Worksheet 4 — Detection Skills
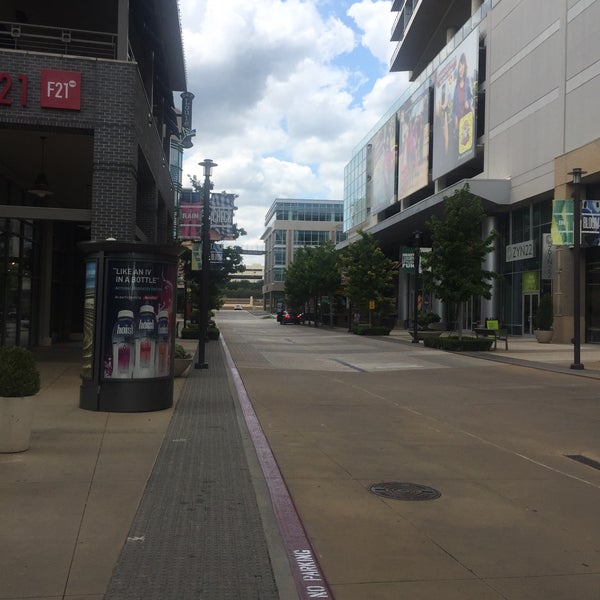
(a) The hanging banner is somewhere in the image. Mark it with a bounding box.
[401,247,415,272]
[551,199,573,246]
[178,191,237,241]
[397,83,430,201]
[541,233,554,280]
[432,29,479,180]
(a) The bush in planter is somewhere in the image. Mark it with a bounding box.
[0,346,40,397]
[534,294,553,330]
[174,343,191,359]
[207,326,220,340]
[180,327,200,339]
[417,311,441,329]
[0,346,40,453]
[424,336,493,351]
[352,325,391,336]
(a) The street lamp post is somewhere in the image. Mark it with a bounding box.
[569,167,585,370]
[412,231,421,344]
[195,159,217,369]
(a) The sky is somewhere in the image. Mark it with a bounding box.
[178,0,409,253]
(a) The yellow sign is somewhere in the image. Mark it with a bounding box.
[369,300,375,310]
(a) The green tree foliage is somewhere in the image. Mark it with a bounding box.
[284,242,340,323]
[421,185,496,336]
[339,231,395,321]
[223,280,264,299]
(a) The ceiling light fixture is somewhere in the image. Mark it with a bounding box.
[28,136,54,198]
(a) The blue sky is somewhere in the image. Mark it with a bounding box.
[178,0,408,248]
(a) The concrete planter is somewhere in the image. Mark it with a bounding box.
[0,396,34,453]
[534,329,553,343]
[174,358,192,377]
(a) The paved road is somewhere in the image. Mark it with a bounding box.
[218,311,600,600]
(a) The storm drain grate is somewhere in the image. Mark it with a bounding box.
[369,482,441,501]
[565,454,600,471]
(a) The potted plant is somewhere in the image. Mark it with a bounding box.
[0,346,41,453]
[173,343,192,376]
[534,293,553,343]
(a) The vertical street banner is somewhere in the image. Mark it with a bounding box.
[178,191,237,241]
[180,92,196,148]
[551,199,573,245]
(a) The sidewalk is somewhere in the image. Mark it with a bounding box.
[2,330,600,599]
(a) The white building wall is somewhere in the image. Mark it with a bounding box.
[485,0,566,203]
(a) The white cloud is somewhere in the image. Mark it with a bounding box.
[179,0,402,249]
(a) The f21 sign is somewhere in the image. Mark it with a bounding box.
[0,68,81,110]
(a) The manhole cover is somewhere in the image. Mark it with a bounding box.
[369,482,441,501]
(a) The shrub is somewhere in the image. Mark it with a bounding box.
[207,326,220,340]
[352,325,391,336]
[424,336,493,351]
[417,311,441,329]
[174,343,191,359]
[0,346,41,397]
[180,327,200,339]
[535,294,553,330]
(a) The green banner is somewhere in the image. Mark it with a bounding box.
[400,247,415,273]
[551,199,573,246]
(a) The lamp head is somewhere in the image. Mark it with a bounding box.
[569,167,586,185]
[199,159,217,178]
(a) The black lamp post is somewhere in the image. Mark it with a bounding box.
[195,159,217,369]
[412,231,421,344]
[569,167,585,370]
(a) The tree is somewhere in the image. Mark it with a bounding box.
[421,185,496,337]
[339,231,395,324]
[284,241,340,325]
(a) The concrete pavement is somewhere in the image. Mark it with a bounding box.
[2,318,600,599]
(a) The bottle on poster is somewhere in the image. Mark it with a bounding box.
[155,309,170,377]
[134,304,157,378]
[111,309,134,379]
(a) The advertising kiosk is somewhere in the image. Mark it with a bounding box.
[79,240,185,412]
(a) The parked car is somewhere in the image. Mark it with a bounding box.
[279,310,304,325]
[233,304,243,310]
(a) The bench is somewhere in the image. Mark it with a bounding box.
[473,324,509,350]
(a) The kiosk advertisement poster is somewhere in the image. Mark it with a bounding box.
[82,261,97,379]
[103,259,175,380]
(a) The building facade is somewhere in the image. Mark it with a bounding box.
[262,198,345,312]
[344,0,600,342]
[0,0,187,347]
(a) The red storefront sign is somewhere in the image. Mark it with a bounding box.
[40,69,81,110]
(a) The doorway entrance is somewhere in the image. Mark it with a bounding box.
[522,292,539,335]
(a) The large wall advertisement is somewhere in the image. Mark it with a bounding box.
[397,83,430,201]
[432,29,479,180]
[369,113,397,214]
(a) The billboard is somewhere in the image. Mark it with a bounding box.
[368,113,397,213]
[432,29,479,180]
[397,83,430,201]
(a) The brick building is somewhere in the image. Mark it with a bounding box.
[0,0,187,346]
